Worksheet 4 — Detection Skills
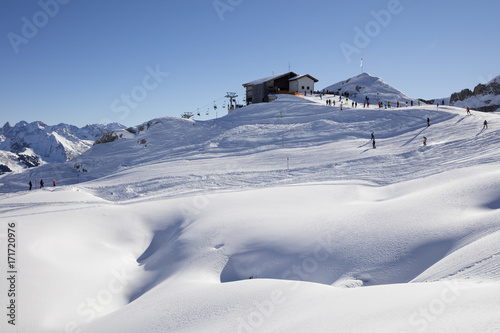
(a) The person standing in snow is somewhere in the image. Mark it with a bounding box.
[467,107,471,115]
[372,139,376,149]
[40,179,44,188]
[29,181,32,191]
[411,100,414,107]
[423,136,427,146]
[427,117,430,127]
[483,120,488,129]
[53,180,56,187]
[371,132,375,142]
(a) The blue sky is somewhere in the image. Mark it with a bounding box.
[1,0,499,127]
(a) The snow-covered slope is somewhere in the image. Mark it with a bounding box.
[1,95,499,333]
[0,121,125,164]
[450,75,500,112]
[322,72,416,105]
[0,148,40,174]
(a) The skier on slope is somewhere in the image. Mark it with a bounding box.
[467,107,471,115]
[427,117,430,127]
[483,120,488,129]
[29,181,32,191]
[40,179,44,188]
[423,136,427,146]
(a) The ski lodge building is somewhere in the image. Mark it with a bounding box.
[243,72,319,105]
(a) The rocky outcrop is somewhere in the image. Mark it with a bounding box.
[93,132,121,146]
[450,89,473,103]
[449,76,500,112]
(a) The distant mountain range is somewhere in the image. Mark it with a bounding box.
[0,121,125,174]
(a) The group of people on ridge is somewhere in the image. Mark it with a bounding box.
[29,179,56,191]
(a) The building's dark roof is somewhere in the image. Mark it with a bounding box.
[289,74,319,83]
[243,72,298,87]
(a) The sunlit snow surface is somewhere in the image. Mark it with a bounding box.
[1,95,499,333]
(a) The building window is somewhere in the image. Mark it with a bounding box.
[301,86,305,90]
[307,86,310,90]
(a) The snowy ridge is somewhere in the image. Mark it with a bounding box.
[1,94,500,332]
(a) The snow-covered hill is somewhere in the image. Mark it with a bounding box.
[0,121,126,166]
[0,148,40,175]
[450,75,500,112]
[1,95,499,333]
[322,72,416,105]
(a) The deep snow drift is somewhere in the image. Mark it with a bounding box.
[1,95,500,333]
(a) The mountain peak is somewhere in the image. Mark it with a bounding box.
[322,73,414,103]
[487,75,500,85]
